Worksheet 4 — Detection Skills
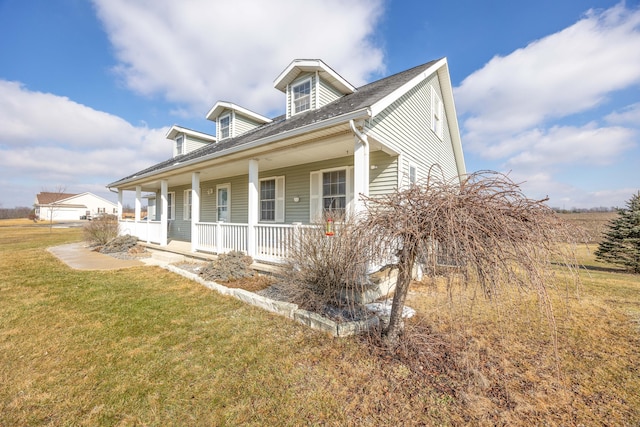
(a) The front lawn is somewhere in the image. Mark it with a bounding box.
[1,225,638,425]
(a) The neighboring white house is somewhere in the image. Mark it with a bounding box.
[34,192,117,221]
[108,58,466,263]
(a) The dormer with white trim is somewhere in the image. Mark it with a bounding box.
[206,101,272,141]
[274,59,356,119]
[167,125,216,158]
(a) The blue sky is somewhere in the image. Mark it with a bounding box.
[1,0,639,210]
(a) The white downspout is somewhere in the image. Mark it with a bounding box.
[350,119,369,213]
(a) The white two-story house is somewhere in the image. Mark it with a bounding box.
[108,58,466,263]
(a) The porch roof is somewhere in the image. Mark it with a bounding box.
[108,59,440,189]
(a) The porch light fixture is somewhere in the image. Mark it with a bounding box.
[370,165,378,170]
[293,196,300,203]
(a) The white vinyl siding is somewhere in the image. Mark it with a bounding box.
[369,150,398,197]
[318,78,343,107]
[234,114,263,136]
[184,136,211,153]
[368,75,457,186]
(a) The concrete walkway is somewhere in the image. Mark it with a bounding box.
[48,242,145,270]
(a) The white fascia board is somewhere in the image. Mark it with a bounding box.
[274,59,356,94]
[369,58,448,117]
[165,125,216,142]
[205,101,271,124]
[109,107,372,189]
[437,65,466,179]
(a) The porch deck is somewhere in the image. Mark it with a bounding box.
[139,239,283,275]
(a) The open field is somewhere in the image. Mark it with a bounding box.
[1,218,639,425]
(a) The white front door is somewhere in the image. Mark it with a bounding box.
[217,184,230,222]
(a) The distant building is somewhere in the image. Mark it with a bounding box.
[34,192,117,220]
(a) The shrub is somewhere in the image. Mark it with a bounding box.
[282,213,376,314]
[83,214,119,246]
[199,251,255,282]
[99,234,138,254]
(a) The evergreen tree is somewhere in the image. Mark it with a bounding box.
[595,191,640,273]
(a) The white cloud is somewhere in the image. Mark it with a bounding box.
[92,0,385,117]
[0,80,169,205]
[456,3,640,146]
[504,123,636,168]
[606,102,640,125]
[454,4,640,209]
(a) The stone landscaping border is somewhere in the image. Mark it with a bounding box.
[163,264,380,337]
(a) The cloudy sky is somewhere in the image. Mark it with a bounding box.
[1,0,638,210]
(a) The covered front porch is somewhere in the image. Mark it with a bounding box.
[112,119,399,264]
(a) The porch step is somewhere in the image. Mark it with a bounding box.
[152,250,187,263]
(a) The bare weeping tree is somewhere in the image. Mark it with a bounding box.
[361,170,580,347]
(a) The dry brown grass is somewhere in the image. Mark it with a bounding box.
[558,211,617,243]
[223,274,276,292]
[2,223,638,425]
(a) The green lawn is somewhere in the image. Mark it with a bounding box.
[1,225,639,425]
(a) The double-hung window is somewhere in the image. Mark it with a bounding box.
[219,115,230,139]
[176,136,184,155]
[260,179,276,221]
[292,79,311,114]
[183,189,192,220]
[259,177,285,222]
[322,170,346,214]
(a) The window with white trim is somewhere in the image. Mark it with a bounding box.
[167,192,175,220]
[292,79,311,114]
[176,136,184,155]
[259,176,285,222]
[431,86,444,140]
[322,170,346,214]
[219,114,230,139]
[183,189,192,220]
[260,179,276,221]
[310,167,353,221]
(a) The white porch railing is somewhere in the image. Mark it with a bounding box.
[194,222,249,254]
[122,220,310,264]
[119,220,163,244]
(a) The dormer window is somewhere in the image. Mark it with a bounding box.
[176,136,184,155]
[219,114,230,139]
[292,79,311,114]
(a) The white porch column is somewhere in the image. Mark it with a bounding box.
[247,159,259,257]
[134,186,141,221]
[160,179,168,246]
[117,189,123,221]
[353,133,370,214]
[191,172,201,253]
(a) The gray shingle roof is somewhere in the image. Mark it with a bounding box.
[110,59,439,186]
